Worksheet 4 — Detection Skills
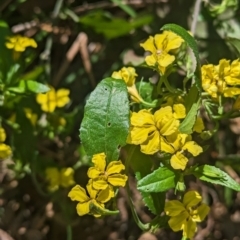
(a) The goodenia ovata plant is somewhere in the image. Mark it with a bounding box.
[68,23,240,239]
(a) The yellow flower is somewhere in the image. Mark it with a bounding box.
[0,128,6,143]
[111,67,143,103]
[36,87,70,113]
[127,105,185,155]
[166,133,203,170]
[164,191,210,239]
[45,167,75,192]
[24,108,38,126]
[68,180,112,217]
[233,95,240,110]
[0,143,12,160]
[202,59,240,98]
[193,117,205,133]
[140,31,184,74]
[5,35,37,52]
[87,153,128,197]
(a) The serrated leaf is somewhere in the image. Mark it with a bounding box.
[9,80,50,93]
[138,166,178,192]
[80,78,129,162]
[191,164,240,191]
[161,24,202,91]
[179,98,200,134]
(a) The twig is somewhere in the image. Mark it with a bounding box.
[191,0,202,36]
[79,32,96,88]
[52,33,83,87]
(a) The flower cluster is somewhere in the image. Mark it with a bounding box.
[202,59,240,99]
[140,31,184,74]
[164,191,210,239]
[127,105,203,170]
[68,152,128,217]
[45,167,75,192]
[36,86,70,113]
[0,127,12,160]
[5,35,37,52]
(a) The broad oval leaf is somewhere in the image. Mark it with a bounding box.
[80,78,129,162]
[161,23,202,92]
[137,166,178,192]
[191,164,240,191]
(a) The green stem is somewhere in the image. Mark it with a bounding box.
[163,77,176,93]
[125,146,150,231]
[66,225,72,240]
[141,99,158,108]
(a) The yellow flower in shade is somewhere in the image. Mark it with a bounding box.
[36,87,70,113]
[24,108,38,126]
[68,180,112,217]
[87,153,128,196]
[5,35,37,52]
[45,167,75,192]
[140,31,184,74]
[164,191,210,239]
[193,117,205,133]
[111,67,143,103]
[127,105,185,155]
[0,128,6,143]
[201,59,240,98]
[166,133,203,170]
[0,143,12,160]
[233,95,240,110]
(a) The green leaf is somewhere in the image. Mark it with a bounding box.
[124,145,165,214]
[9,80,50,93]
[226,37,240,57]
[191,164,240,191]
[138,166,178,192]
[80,78,129,162]
[179,98,200,134]
[136,81,154,105]
[161,24,202,91]
[110,0,136,18]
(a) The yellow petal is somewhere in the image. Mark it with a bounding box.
[76,201,90,216]
[164,200,186,217]
[131,109,155,126]
[169,215,187,232]
[45,168,60,191]
[0,128,6,143]
[164,32,184,52]
[56,89,70,107]
[111,71,122,80]
[154,33,166,50]
[145,55,157,66]
[87,167,101,179]
[42,101,56,113]
[159,53,175,67]
[92,152,106,171]
[36,93,48,104]
[140,131,160,155]
[173,104,186,119]
[160,136,175,154]
[193,117,205,133]
[182,141,203,156]
[108,174,128,187]
[140,36,156,53]
[92,178,109,190]
[223,87,240,97]
[194,204,210,222]
[86,180,98,199]
[183,191,202,208]
[60,167,75,188]
[182,219,197,239]
[106,161,125,174]
[68,185,89,202]
[97,186,115,203]
[170,152,188,170]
